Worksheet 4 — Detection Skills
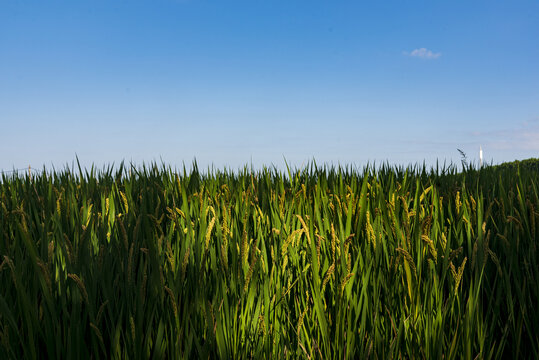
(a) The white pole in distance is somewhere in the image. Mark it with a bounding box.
[479,146,483,168]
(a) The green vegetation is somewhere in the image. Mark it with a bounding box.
[1,160,538,359]
[490,157,539,172]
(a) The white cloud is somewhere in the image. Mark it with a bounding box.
[404,48,441,59]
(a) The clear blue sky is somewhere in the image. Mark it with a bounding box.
[1,0,538,172]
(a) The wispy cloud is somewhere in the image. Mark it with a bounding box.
[471,119,539,151]
[404,48,441,59]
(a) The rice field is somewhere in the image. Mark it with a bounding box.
[0,160,538,359]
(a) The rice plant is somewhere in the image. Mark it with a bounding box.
[0,160,537,358]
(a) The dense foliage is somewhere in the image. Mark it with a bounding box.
[490,157,539,172]
[0,161,538,359]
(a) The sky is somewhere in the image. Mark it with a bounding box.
[1,0,538,172]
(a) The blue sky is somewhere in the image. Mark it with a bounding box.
[1,0,538,172]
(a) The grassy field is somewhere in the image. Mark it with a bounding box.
[0,160,538,359]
